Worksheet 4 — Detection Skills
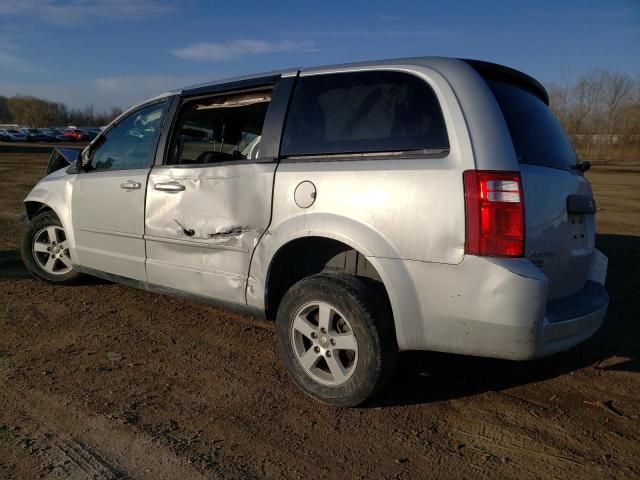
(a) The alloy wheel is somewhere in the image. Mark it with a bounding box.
[32,226,72,275]
[291,301,358,386]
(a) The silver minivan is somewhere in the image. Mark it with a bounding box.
[21,57,609,406]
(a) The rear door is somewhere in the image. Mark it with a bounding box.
[486,79,595,300]
[144,76,295,303]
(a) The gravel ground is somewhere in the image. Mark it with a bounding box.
[0,151,639,479]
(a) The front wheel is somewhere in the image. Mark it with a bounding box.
[276,274,398,407]
[21,210,82,284]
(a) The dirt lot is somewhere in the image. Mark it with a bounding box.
[0,151,639,479]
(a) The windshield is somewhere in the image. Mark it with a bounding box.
[487,80,577,171]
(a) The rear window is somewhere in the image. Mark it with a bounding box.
[488,80,577,170]
[281,71,449,156]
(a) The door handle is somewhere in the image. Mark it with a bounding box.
[155,182,185,192]
[120,181,141,190]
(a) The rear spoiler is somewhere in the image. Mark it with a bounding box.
[47,147,82,174]
[462,59,549,105]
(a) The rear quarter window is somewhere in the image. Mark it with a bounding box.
[487,80,577,171]
[281,71,449,156]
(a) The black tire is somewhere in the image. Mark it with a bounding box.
[276,273,398,407]
[21,210,82,284]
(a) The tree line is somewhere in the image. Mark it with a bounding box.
[547,69,639,161]
[0,95,123,128]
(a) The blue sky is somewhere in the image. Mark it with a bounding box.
[0,0,638,111]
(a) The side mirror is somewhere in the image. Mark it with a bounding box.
[73,148,89,172]
[79,135,106,170]
[571,161,591,173]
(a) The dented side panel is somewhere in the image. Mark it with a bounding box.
[145,163,276,303]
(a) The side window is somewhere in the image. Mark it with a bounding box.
[281,71,449,156]
[167,88,272,165]
[90,102,166,172]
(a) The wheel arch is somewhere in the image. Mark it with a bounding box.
[264,236,369,314]
[24,201,54,220]
[259,233,405,346]
[23,186,76,253]
[247,215,420,349]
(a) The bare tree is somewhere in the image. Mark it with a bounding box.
[570,69,605,135]
[7,96,52,127]
[0,96,11,123]
[547,68,573,127]
[0,94,122,127]
[603,70,634,133]
[546,69,640,162]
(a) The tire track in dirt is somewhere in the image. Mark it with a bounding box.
[0,385,237,479]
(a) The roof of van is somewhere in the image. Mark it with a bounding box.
[159,56,548,104]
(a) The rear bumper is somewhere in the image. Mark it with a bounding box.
[538,279,608,358]
[372,249,608,359]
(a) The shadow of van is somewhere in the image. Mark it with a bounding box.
[0,250,30,281]
[0,249,107,285]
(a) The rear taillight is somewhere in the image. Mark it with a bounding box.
[463,170,524,257]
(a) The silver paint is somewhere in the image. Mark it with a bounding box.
[71,168,149,281]
[23,56,609,360]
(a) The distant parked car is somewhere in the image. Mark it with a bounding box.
[0,130,10,141]
[39,129,64,142]
[62,129,84,142]
[2,129,28,142]
[19,128,34,141]
[47,129,69,141]
[30,129,61,142]
[88,129,102,139]
[23,128,55,142]
[80,129,98,141]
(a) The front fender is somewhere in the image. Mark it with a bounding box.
[23,172,76,253]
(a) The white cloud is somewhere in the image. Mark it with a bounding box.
[0,0,173,25]
[171,39,317,62]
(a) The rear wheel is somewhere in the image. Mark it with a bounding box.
[21,211,81,284]
[276,274,397,407]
